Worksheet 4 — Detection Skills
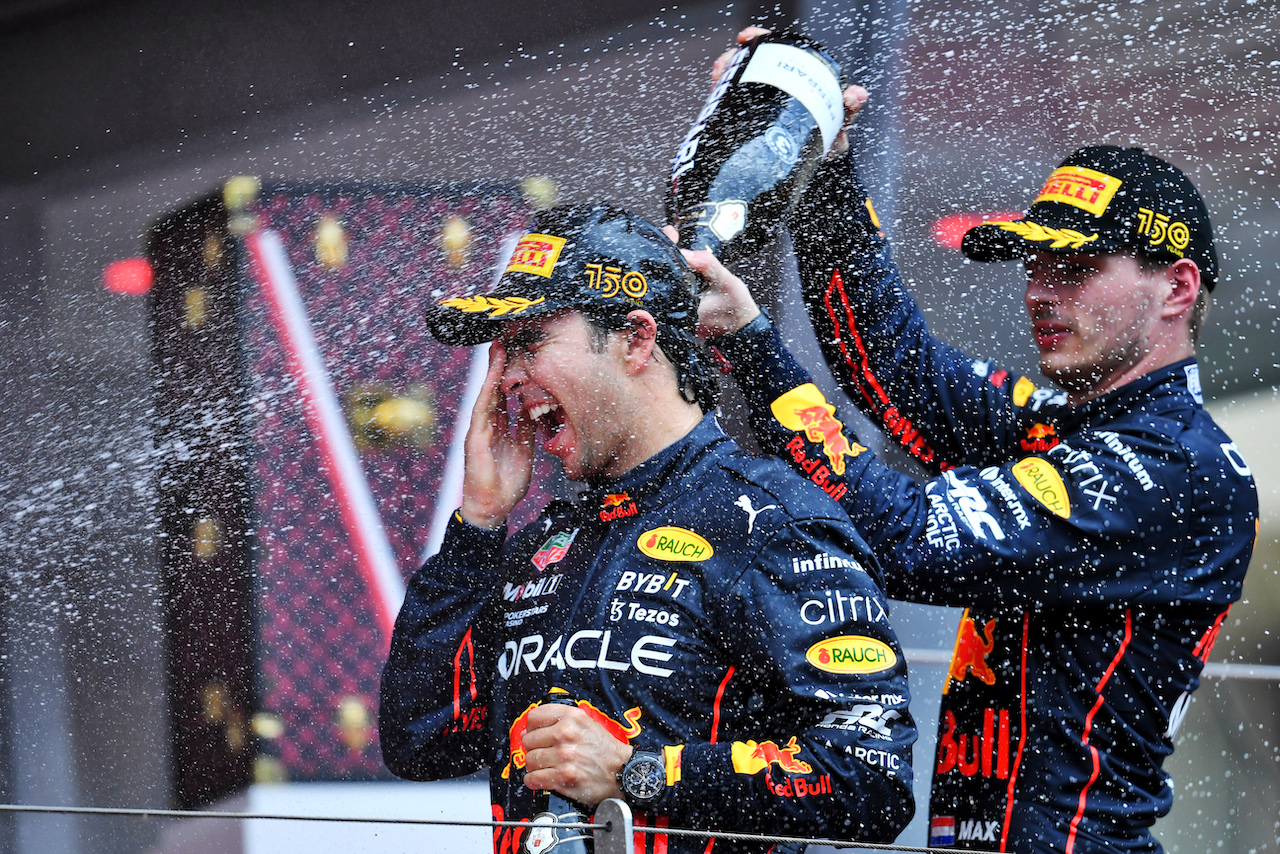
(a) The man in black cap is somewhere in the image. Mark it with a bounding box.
[379,204,917,853]
[687,37,1257,852]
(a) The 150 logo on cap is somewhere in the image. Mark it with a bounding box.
[585,263,648,300]
[1138,206,1192,257]
[504,233,566,277]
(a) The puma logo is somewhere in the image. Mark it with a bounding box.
[735,494,778,534]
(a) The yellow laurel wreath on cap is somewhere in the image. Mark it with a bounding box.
[996,221,1098,250]
[439,295,546,317]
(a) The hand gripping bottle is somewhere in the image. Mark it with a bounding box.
[521,688,592,854]
[667,30,845,263]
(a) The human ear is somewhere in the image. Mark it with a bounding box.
[1164,258,1200,318]
[622,310,658,370]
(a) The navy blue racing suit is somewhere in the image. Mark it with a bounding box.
[379,415,916,853]
[710,153,1258,853]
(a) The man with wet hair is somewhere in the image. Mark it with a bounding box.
[379,204,916,853]
[687,32,1257,854]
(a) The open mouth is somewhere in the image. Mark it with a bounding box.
[528,401,565,437]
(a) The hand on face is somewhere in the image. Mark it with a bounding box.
[459,341,535,529]
[520,701,634,807]
[711,26,870,159]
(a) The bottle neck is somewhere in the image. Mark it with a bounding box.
[678,221,724,258]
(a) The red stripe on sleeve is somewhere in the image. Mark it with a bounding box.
[1001,611,1032,852]
[709,666,735,744]
[1064,610,1134,854]
[452,627,476,718]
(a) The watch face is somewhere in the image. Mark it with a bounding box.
[623,753,665,802]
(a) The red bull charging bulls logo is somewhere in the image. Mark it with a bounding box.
[1020,422,1059,453]
[731,737,813,775]
[947,612,997,690]
[770,384,865,475]
[731,736,833,798]
[502,697,642,778]
[599,492,638,522]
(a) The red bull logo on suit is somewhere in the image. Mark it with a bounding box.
[770,383,865,475]
[503,697,642,778]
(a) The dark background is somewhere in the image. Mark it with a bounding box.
[0,1,1276,852]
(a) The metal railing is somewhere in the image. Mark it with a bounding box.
[0,800,1003,854]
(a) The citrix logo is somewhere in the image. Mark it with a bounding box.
[800,589,887,625]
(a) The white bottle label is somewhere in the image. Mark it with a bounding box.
[740,43,844,151]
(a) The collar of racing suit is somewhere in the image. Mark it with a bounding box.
[578,412,733,513]
[1056,357,1203,435]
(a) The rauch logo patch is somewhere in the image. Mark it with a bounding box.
[806,635,897,674]
[1012,456,1070,518]
[637,527,713,562]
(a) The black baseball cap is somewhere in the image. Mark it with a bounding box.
[962,146,1218,290]
[426,203,700,346]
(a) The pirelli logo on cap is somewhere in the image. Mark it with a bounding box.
[1012,456,1070,519]
[1034,166,1122,217]
[504,233,566,278]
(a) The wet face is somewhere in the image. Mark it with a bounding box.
[497,311,631,482]
[1023,251,1169,399]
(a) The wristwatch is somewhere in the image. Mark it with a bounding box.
[617,749,666,808]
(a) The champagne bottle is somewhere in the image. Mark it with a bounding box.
[521,688,593,854]
[667,30,845,263]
